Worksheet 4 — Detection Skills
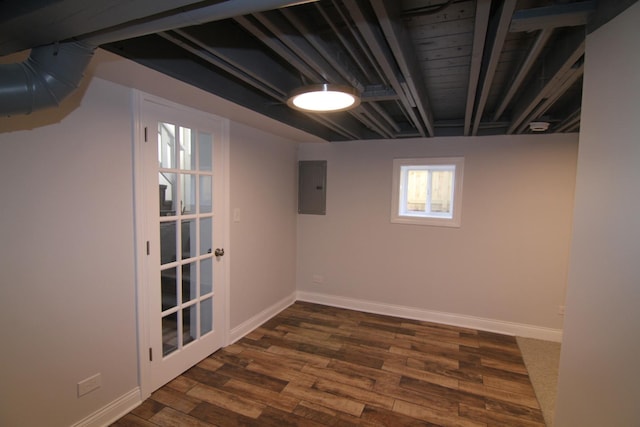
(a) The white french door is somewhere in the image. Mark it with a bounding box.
[135,93,228,395]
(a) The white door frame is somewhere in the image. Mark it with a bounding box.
[131,90,230,399]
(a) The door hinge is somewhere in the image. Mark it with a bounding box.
[149,347,153,361]
[144,126,148,142]
[146,241,150,255]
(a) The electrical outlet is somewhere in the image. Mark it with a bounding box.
[558,305,565,315]
[312,274,324,284]
[77,373,101,397]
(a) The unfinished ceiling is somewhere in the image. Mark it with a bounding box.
[0,0,609,141]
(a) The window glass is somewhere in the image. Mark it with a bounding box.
[406,169,428,213]
[392,157,464,227]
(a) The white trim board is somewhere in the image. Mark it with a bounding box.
[228,292,297,344]
[71,388,141,427]
[297,291,563,342]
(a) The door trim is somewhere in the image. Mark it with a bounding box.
[132,90,230,399]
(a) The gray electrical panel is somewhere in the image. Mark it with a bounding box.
[298,160,327,215]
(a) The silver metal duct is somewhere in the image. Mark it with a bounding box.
[0,41,96,116]
[0,0,317,116]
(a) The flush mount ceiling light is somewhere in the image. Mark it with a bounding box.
[529,121,550,132]
[287,83,360,112]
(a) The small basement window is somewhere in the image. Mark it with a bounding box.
[391,157,464,227]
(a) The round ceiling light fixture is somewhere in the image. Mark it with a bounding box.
[287,83,360,113]
[529,121,550,132]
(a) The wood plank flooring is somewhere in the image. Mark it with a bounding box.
[112,302,545,426]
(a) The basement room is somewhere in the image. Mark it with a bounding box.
[1,1,638,426]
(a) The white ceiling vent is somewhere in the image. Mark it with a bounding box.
[529,121,550,132]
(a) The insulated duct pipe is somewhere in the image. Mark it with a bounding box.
[0,41,96,116]
[0,0,317,116]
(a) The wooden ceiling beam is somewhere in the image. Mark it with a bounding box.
[234,14,319,83]
[507,29,585,134]
[555,108,581,133]
[158,30,362,140]
[471,0,517,136]
[344,0,428,137]
[509,1,595,33]
[463,0,491,136]
[493,27,553,121]
[515,63,584,134]
[370,0,435,137]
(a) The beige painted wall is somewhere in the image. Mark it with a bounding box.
[297,134,578,332]
[0,54,300,425]
[555,2,640,425]
[229,122,298,328]
[0,78,138,427]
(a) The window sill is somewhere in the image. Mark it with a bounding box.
[391,216,461,228]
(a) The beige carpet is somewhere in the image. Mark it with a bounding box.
[517,337,561,427]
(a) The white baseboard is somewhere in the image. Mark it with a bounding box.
[228,292,297,344]
[71,387,141,427]
[296,291,563,342]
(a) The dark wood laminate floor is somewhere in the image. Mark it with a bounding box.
[112,302,545,426]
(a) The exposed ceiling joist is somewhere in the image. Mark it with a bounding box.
[171,27,291,99]
[471,0,517,136]
[0,0,204,55]
[361,86,398,102]
[343,0,428,137]
[233,14,319,83]
[369,101,402,133]
[507,29,585,134]
[252,11,344,85]
[157,30,283,99]
[370,0,435,137]
[278,8,364,91]
[354,105,396,138]
[515,63,584,134]
[314,2,378,82]
[4,0,617,140]
[509,1,596,33]
[83,0,321,46]
[234,11,384,140]
[555,108,581,133]
[493,27,553,121]
[330,0,388,85]
[464,0,491,136]
[252,9,392,139]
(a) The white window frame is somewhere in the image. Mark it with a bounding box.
[391,157,464,227]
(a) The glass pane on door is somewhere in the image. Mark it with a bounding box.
[199,176,212,213]
[180,174,197,215]
[180,127,196,171]
[182,305,197,346]
[181,219,196,260]
[201,259,213,295]
[161,267,177,311]
[199,218,212,256]
[201,298,213,336]
[159,173,176,216]
[198,131,212,171]
[157,121,215,359]
[158,123,176,169]
[182,263,197,303]
[162,313,178,356]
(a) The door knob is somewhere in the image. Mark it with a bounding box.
[214,248,225,257]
